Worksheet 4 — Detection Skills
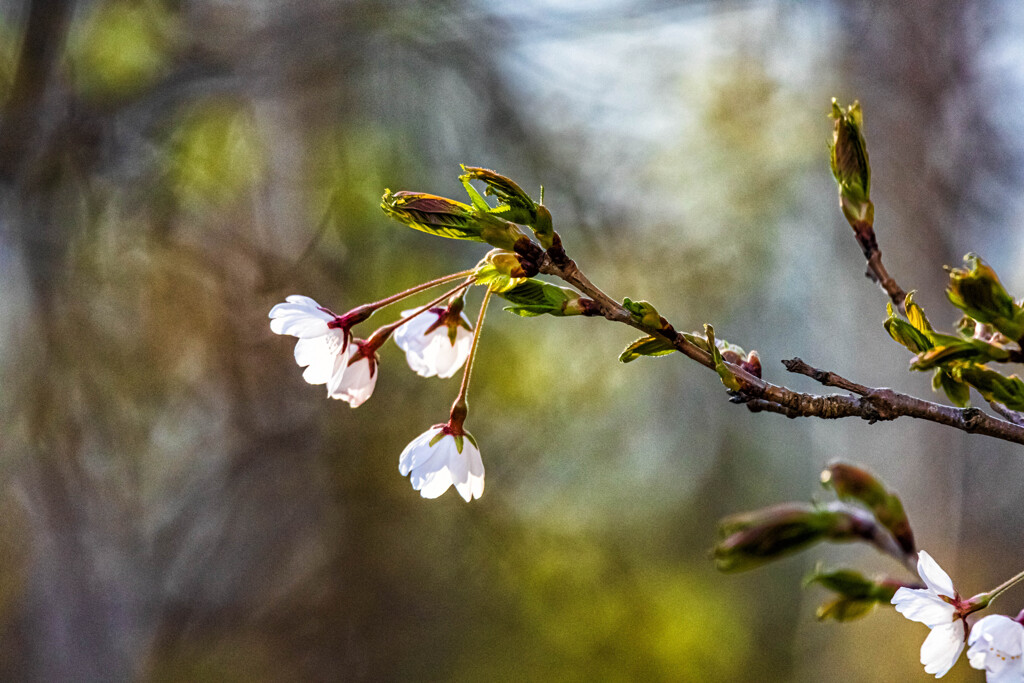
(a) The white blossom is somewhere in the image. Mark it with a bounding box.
[270,295,350,395]
[968,615,1024,683]
[892,551,966,678]
[393,307,473,379]
[398,426,484,502]
[330,347,378,407]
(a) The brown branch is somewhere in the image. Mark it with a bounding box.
[990,402,1024,428]
[853,220,907,312]
[536,247,1024,447]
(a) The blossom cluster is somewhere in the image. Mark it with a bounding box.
[269,293,483,501]
[893,551,1024,681]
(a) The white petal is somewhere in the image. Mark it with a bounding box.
[330,356,377,407]
[399,428,444,476]
[285,295,325,308]
[414,464,455,499]
[968,615,1024,679]
[394,310,437,350]
[893,587,957,627]
[269,299,335,338]
[429,333,471,379]
[292,332,348,385]
[921,621,966,678]
[918,551,957,599]
[449,440,472,502]
[465,439,484,500]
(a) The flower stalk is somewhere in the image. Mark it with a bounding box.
[448,287,494,432]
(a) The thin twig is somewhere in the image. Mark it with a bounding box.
[782,358,871,395]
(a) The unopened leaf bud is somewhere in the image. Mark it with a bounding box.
[381,189,530,251]
[821,462,915,555]
[829,98,874,229]
[713,502,871,572]
[805,566,900,622]
[740,350,762,378]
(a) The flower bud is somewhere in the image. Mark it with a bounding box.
[713,502,873,572]
[821,463,915,555]
[946,254,1024,341]
[829,98,873,228]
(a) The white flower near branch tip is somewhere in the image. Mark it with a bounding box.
[968,615,1024,682]
[399,425,484,502]
[270,295,350,395]
[393,307,473,379]
[331,343,378,408]
[892,550,967,678]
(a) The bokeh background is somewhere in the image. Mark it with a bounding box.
[2,0,1024,681]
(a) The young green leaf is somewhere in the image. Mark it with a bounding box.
[619,335,676,363]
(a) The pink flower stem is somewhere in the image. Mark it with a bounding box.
[337,269,475,327]
[363,278,474,352]
[449,287,494,431]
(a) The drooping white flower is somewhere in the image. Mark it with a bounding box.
[330,341,378,407]
[968,615,1024,682]
[892,551,967,678]
[270,295,350,395]
[398,425,484,502]
[393,307,473,379]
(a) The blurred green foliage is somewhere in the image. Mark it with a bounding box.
[0,2,1017,683]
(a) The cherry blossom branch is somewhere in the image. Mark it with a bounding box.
[532,246,1024,447]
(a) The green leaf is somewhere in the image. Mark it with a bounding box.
[474,262,526,293]
[498,278,578,316]
[951,363,1024,411]
[946,254,1024,340]
[816,597,877,622]
[619,336,676,363]
[884,302,931,354]
[503,305,549,317]
[910,334,1011,371]
[706,324,741,391]
[381,189,485,242]
[904,291,933,333]
[933,369,970,407]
